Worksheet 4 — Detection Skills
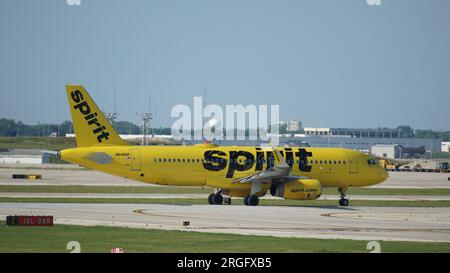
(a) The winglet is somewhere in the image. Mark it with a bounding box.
[271,144,289,168]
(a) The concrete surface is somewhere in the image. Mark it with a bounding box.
[1,192,450,201]
[1,203,449,242]
[1,167,449,188]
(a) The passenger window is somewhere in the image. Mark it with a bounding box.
[334,161,337,164]
[158,158,161,162]
[163,159,166,162]
[343,161,346,164]
[187,159,190,163]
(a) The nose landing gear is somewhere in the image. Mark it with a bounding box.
[207,189,231,205]
[338,187,349,206]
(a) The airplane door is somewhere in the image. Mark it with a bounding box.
[130,149,141,171]
[349,157,359,174]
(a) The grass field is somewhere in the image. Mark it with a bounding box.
[0,136,171,151]
[1,185,450,196]
[0,137,76,151]
[1,221,449,253]
[1,197,450,207]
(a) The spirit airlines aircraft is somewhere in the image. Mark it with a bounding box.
[59,85,389,206]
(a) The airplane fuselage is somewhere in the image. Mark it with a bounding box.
[60,85,389,205]
[60,144,388,192]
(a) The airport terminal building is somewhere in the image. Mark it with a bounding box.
[280,135,441,152]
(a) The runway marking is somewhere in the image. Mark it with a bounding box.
[131,208,450,235]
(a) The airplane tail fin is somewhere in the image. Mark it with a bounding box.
[65,85,128,147]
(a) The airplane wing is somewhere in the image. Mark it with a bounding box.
[233,145,306,184]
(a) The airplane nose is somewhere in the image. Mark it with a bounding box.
[378,168,389,182]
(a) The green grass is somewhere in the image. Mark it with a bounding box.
[0,137,76,151]
[1,221,449,253]
[1,197,450,207]
[0,136,169,151]
[1,185,450,196]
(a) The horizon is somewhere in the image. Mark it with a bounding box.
[1,117,448,133]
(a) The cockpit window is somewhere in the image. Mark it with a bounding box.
[367,159,378,166]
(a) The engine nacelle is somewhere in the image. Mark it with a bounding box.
[270,179,322,200]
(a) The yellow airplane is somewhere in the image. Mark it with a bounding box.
[59,85,389,206]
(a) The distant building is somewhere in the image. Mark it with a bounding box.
[287,120,302,132]
[371,145,402,159]
[278,135,441,153]
[442,142,450,152]
[304,127,400,138]
[0,149,54,164]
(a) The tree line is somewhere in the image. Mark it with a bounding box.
[0,118,171,137]
[0,118,449,141]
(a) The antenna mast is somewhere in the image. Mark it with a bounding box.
[105,90,119,124]
[140,92,153,146]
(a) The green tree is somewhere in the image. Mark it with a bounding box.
[0,119,17,136]
[111,121,140,134]
[397,125,414,138]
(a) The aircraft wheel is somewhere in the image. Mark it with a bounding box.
[339,198,349,206]
[208,194,215,205]
[243,196,249,206]
[224,197,232,205]
[247,195,259,206]
[212,194,223,205]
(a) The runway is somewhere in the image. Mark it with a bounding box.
[1,165,450,243]
[1,203,449,243]
[1,192,450,201]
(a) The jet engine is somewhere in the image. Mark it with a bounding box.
[270,179,322,200]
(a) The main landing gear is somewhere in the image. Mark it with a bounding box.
[207,189,231,205]
[338,187,349,206]
[243,195,259,206]
[207,189,259,206]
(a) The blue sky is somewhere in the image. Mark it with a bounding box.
[0,0,449,130]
